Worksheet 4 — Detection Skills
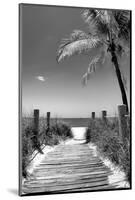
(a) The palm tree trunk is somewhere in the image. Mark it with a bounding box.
[111,51,129,114]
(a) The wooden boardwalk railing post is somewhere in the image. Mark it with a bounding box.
[91,112,95,119]
[33,109,42,151]
[34,109,39,134]
[118,105,127,140]
[102,110,107,121]
[47,112,50,130]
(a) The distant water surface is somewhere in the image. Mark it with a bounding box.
[22,117,90,127]
[22,117,118,128]
[53,118,90,127]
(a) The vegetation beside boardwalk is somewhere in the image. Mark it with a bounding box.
[22,115,130,185]
[22,117,72,178]
[85,118,130,183]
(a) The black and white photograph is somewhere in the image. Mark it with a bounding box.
[19,3,131,196]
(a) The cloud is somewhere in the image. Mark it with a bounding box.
[35,76,48,82]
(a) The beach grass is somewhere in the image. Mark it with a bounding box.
[21,116,72,178]
[85,117,130,183]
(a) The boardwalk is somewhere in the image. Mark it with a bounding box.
[22,140,121,195]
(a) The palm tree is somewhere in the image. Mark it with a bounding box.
[56,9,130,113]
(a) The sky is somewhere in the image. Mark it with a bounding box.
[20,4,130,118]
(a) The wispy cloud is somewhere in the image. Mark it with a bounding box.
[35,76,48,82]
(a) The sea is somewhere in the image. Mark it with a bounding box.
[22,117,91,127]
[51,118,91,127]
[22,117,117,128]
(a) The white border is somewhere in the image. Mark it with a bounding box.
[0,0,134,199]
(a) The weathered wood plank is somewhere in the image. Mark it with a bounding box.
[22,142,120,194]
[25,176,108,185]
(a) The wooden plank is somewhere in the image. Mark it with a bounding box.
[25,176,108,185]
[22,142,120,194]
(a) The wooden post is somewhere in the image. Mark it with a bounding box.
[91,112,95,119]
[118,105,127,140]
[33,109,39,134]
[47,112,50,130]
[33,109,43,153]
[102,110,107,121]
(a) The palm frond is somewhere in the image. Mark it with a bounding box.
[113,10,131,41]
[82,9,110,35]
[82,52,106,86]
[82,9,110,25]
[116,44,124,57]
[82,9,131,43]
[57,30,102,63]
[115,41,130,57]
